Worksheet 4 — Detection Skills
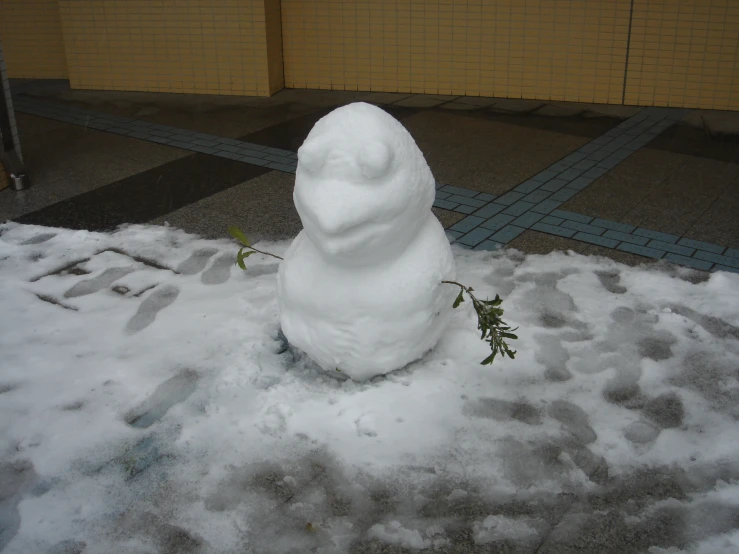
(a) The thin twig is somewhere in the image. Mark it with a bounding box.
[244,247,283,261]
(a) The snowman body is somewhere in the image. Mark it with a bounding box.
[276,102,456,381]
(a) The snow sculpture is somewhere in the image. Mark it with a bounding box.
[276,102,456,381]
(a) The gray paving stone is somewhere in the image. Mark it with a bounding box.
[567,176,595,190]
[512,211,545,228]
[648,240,695,256]
[603,230,649,245]
[724,248,739,259]
[445,230,463,241]
[597,157,623,170]
[592,219,636,233]
[190,145,220,154]
[573,159,598,171]
[583,167,609,180]
[168,133,196,143]
[562,220,606,235]
[447,195,487,208]
[457,227,495,247]
[149,128,177,138]
[714,264,739,274]
[263,146,294,157]
[489,225,526,243]
[454,204,478,214]
[633,228,680,243]
[666,254,713,271]
[127,131,151,140]
[473,203,507,218]
[218,143,247,154]
[574,232,619,248]
[439,185,479,197]
[494,191,527,205]
[217,137,245,146]
[240,148,269,159]
[611,149,632,160]
[480,213,516,231]
[531,169,560,182]
[502,200,535,216]
[475,192,496,202]
[513,179,543,193]
[549,188,580,202]
[450,215,486,233]
[531,199,562,214]
[693,251,739,269]
[578,143,600,154]
[561,151,589,164]
[558,167,585,180]
[434,198,460,211]
[588,149,611,162]
[540,178,570,192]
[266,162,296,173]
[677,239,725,255]
[618,242,666,259]
[148,136,173,145]
[541,215,564,225]
[522,190,552,203]
[549,161,573,172]
[240,155,270,166]
[435,191,451,200]
[265,154,296,165]
[532,222,576,238]
[242,142,267,151]
[215,151,244,161]
[550,210,593,224]
[474,240,505,251]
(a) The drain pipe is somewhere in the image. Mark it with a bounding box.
[0,38,27,191]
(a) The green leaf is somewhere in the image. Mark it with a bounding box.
[481,353,496,365]
[228,226,251,247]
[452,290,465,309]
[502,333,518,339]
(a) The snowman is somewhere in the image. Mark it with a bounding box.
[276,102,457,381]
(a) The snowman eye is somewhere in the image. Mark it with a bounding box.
[298,141,326,173]
[359,141,393,179]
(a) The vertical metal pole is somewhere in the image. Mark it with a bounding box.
[0,35,28,191]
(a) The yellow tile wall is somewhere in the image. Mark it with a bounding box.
[625,0,739,110]
[0,0,69,79]
[281,0,632,104]
[57,0,282,96]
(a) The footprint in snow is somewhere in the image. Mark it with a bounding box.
[125,285,179,334]
[63,267,137,298]
[201,253,235,285]
[21,233,57,245]
[176,248,218,275]
[125,369,199,428]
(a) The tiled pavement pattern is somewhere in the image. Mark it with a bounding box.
[11,96,299,173]
[10,95,739,274]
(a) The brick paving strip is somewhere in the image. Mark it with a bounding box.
[11,95,739,274]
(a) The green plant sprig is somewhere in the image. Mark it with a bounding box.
[228,226,283,269]
[442,280,518,365]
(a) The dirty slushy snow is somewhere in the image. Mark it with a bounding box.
[1,222,738,553]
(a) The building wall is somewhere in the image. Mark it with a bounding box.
[0,0,68,79]
[57,0,282,96]
[0,0,736,109]
[625,0,739,110]
[282,0,739,110]
[281,0,632,104]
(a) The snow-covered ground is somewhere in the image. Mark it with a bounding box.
[1,222,738,554]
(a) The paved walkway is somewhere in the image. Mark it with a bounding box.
[2,80,739,275]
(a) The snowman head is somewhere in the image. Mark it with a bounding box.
[294,102,435,266]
